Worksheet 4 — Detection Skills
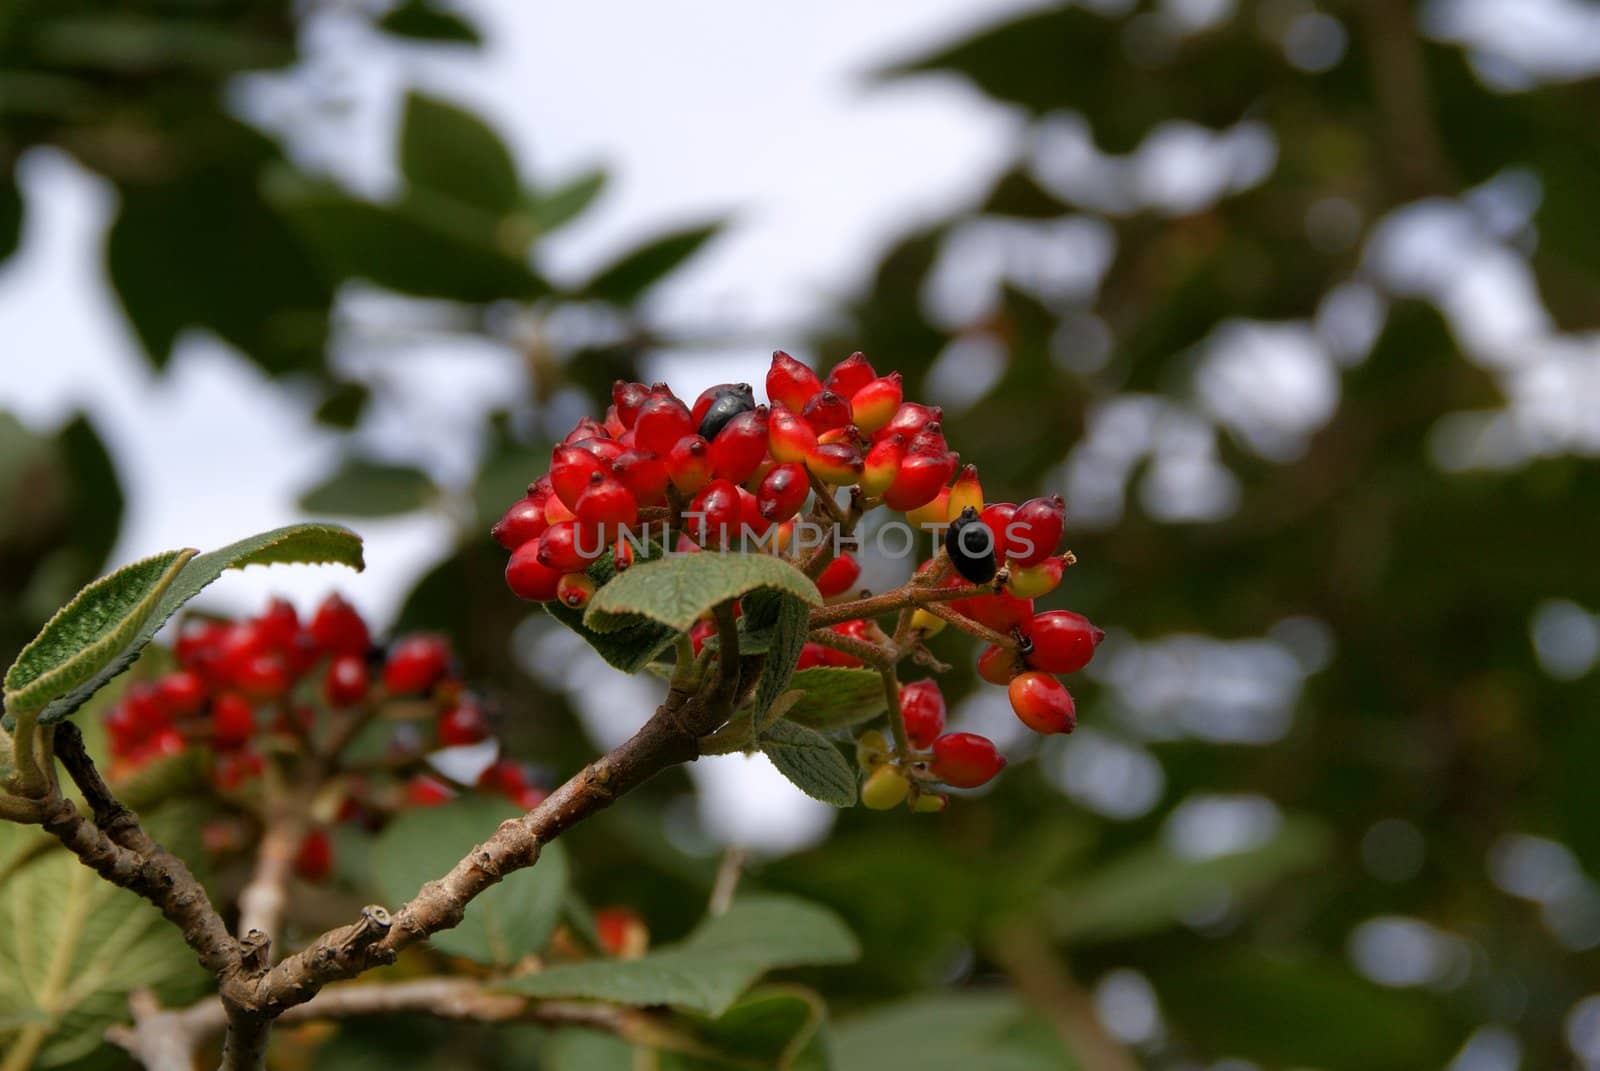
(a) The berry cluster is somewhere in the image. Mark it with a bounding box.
[492,350,1103,807]
[103,594,546,879]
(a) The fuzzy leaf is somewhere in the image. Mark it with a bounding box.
[529,169,607,234]
[762,719,857,807]
[373,797,568,967]
[782,668,888,731]
[749,592,812,732]
[20,525,364,725]
[3,550,193,718]
[0,807,211,1067]
[663,986,830,1071]
[585,553,820,636]
[544,541,679,672]
[497,895,858,1016]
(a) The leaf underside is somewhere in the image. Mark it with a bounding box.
[585,553,820,636]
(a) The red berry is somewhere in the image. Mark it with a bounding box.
[801,390,853,433]
[212,749,264,791]
[595,906,648,958]
[930,732,1006,788]
[976,644,1021,686]
[105,701,143,757]
[235,652,291,699]
[851,373,903,435]
[211,693,256,750]
[875,401,941,443]
[575,475,639,535]
[756,462,810,522]
[557,572,596,609]
[1009,495,1066,567]
[613,381,651,428]
[438,699,491,747]
[156,671,206,720]
[825,351,877,400]
[666,435,715,493]
[688,479,743,547]
[493,496,549,549]
[383,634,452,696]
[477,758,531,797]
[148,727,187,759]
[953,591,1033,633]
[538,520,604,573]
[310,594,370,657]
[947,465,983,520]
[907,422,948,458]
[899,680,946,750]
[294,829,334,882]
[1008,672,1076,734]
[768,405,818,464]
[506,540,564,601]
[611,449,669,506]
[254,598,301,652]
[562,416,609,444]
[816,554,861,598]
[806,441,864,486]
[1006,556,1067,599]
[405,775,457,808]
[883,451,957,512]
[978,502,1018,559]
[859,434,905,497]
[766,350,823,412]
[1021,611,1104,674]
[324,654,370,708]
[633,393,695,458]
[708,407,771,484]
[550,444,606,510]
[571,435,625,466]
[611,535,636,571]
[125,683,170,736]
[736,486,770,535]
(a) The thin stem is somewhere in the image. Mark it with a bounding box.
[707,847,747,917]
[809,578,997,629]
[919,601,1017,649]
[806,628,896,668]
[879,668,910,758]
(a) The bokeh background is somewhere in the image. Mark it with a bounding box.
[6,0,1600,1067]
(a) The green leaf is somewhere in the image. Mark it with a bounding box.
[529,169,607,234]
[25,525,364,725]
[582,223,721,304]
[0,807,211,1068]
[1049,814,1330,943]
[663,986,830,1071]
[750,592,812,730]
[376,1,482,45]
[498,895,858,1016]
[265,173,546,303]
[3,550,193,718]
[761,720,856,807]
[400,92,520,216]
[585,553,820,636]
[299,459,437,517]
[545,542,680,673]
[832,992,1074,1071]
[106,123,333,375]
[782,668,888,731]
[373,797,568,967]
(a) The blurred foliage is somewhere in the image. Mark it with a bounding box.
[7,0,1600,1068]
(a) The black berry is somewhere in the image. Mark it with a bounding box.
[697,384,756,440]
[946,507,997,583]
